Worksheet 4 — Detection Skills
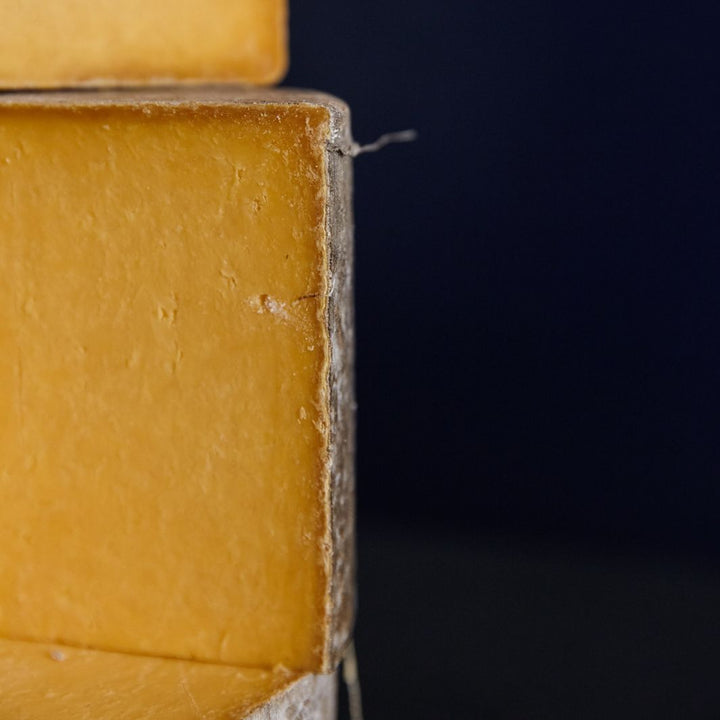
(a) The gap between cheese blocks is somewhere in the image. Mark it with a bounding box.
[0,637,337,720]
[0,87,355,676]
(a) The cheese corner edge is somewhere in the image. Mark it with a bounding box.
[319,96,357,672]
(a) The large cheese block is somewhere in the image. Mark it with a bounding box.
[0,638,337,719]
[0,88,355,674]
[0,1,286,88]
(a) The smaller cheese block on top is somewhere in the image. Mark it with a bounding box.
[0,88,355,674]
[0,0,286,88]
[0,638,337,720]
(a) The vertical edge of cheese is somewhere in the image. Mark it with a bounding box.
[320,95,357,672]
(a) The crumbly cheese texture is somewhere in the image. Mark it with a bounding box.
[0,96,344,671]
[0,0,286,87]
[0,638,337,720]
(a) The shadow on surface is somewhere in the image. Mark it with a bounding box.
[348,523,720,720]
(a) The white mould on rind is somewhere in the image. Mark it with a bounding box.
[246,673,338,720]
[319,96,356,671]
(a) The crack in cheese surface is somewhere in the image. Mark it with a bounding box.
[0,637,337,720]
[0,97,343,672]
[0,0,286,87]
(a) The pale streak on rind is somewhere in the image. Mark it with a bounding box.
[320,98,356,672]
[246,673,338,720]
[0,87,356,675]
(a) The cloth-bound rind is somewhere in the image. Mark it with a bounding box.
[247,673,338,720]
[319,95,356,672]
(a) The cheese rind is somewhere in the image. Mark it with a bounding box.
[0,0,287,88]
[0,638,337,720]
[0,88,355,674]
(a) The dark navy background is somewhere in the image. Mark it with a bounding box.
[286,2,720,717]
[288,0,720,552]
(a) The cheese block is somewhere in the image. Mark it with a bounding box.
[0,0,286,88]
[0,637,337,720]
[0,88,355,674]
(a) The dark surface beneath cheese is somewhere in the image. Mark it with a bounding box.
[352,524,720,720]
